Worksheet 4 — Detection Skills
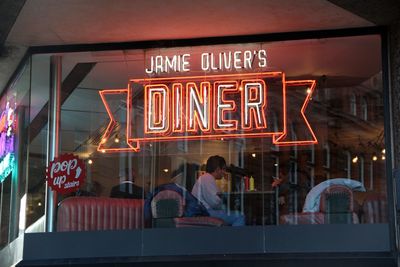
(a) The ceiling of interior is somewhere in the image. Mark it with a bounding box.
[6,0,373,47]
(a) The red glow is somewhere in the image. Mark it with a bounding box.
[272,80,317,146]
[186,82,212,133]
[172,83,184,133]
[98,72,318,153]
[98,89,139,153]
[144,84,170,135]
[241,79,267,130]
[213,81,239,132]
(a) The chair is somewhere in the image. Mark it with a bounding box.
[151,189,224,228]
[280,184,359,225]
[151,189,184,227]
[319,185,358,224]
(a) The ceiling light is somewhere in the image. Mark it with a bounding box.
[382,155,386,160]
[251,153,256,158]
[306,88,312,94]
[114,137,120,143]
[163,168,169,173]
[372,155,378,161]
[352,156,358,163]
[382,149,385,154]
[88,159,93,165]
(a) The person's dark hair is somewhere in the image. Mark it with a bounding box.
[206,155,226,173]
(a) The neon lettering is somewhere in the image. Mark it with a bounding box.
[200,50,267,72]
[145,85,169,134]
[0,101,15,182]
[201,53,209,71]
[98,72,318,153]
[172,83,184,132]
[145,54,191,74]
[258,50,267,68]
[182,54,190,72]
[244,50,252,69]
[187,82,211,132]
[242,80,267,130]
[214,81,239,131]
[223,52,232,69]
[234,51,242,69]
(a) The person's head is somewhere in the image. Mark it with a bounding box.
[206,155,226,179]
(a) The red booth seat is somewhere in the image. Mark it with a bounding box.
[57,197,144,231]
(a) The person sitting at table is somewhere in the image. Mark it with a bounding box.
[110,168,144,199]
[191,155,245,226]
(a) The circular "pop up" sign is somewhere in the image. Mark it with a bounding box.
[46,154,86,194]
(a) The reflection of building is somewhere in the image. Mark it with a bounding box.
[0,1,399,267]
[254,73,388,215]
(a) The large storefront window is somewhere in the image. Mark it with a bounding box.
[22,32,390,254]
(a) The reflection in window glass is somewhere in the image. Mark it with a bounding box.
[26,55,49,232]
[359,156,365,185]
[361,97,368,121]
[24,34,388,232]
[345,151,352,178]
[0,177,11,249]
[0,59,31,247]
[350,93,357,116]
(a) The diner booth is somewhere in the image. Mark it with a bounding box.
[0,27,395,266]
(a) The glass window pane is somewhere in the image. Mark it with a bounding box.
[23,34,387,251]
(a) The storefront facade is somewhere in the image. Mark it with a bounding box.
[0,24,397,266]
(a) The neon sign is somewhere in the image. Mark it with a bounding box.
[98,72,317,153]
[0,102,15,182]
[145,49,267,74]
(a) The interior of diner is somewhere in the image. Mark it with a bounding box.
[1,34,386,237]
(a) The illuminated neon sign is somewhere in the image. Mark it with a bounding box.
[0,102,15,182]
[98,72,317,153]
[145,50,267,74]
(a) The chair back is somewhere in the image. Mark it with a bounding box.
[149,186,224,228]
[320,185,354,224]
[151,189,184,218]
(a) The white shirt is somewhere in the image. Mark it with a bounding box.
[191,172,222,210]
